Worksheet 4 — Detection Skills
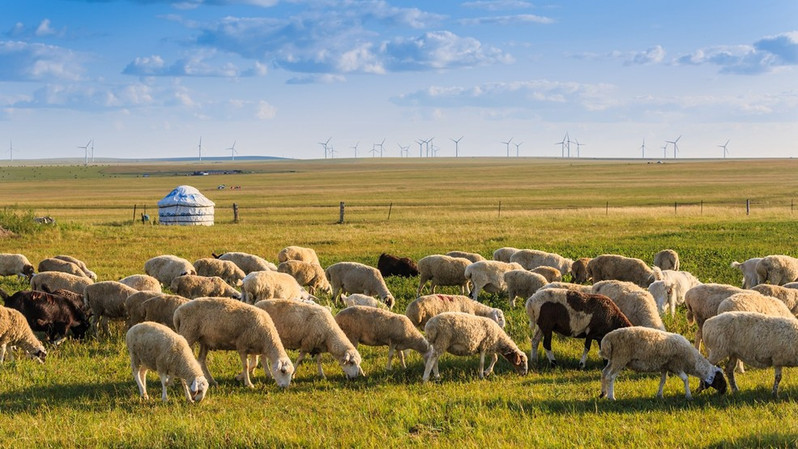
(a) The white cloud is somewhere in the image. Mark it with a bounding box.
[0,40,85,81]
[675,31,798,74]
[462,0,535,11]
[459,14,554,26]
[123,52,265,78]
[381,31,513,71]
[256,100,277,119]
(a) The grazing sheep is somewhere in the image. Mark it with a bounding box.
[377,253,419,278]
[504,270,548,307]
[141,295,190,330]
[0,254,35,280]
[539,282,593,294]
[194,258,246,287]
[125,291,168,328]
[526,288,632,368]
[213,252,277,274]
[531,266,562,283]
[277,260,331,295]
[53,255,97,280]
[422,312,528,382]
[405,294,505,329]
[37,258,89,279]
[84,281,138,336]
[0,289,90,342]
[752,284,798,316]
[144,255,196,286]
[119,274,162,293]
[325,262,394,309]
[0,306,47,363]
[492,247,520,263]
[717,291,794,318]
[755,255,798,286]
[701,311,798,396]
[254,299,362,379]
[730,258,763,289]
[570,257,592,284]
[464,260,523,300]
[170,275,240,300]
[684,283,744,351]
[335,306,430,370]
[592,281,665,331]
[30,271,93,296]
[599,327,726,400]
[126,322,208,403]
[647,269,701,316]
[510,249,573,275]
[277,246,321,266]
[653,249,680,271]
[240,270,308,304]
[416,255,472,296]
[173,297,294,388]
[587,254,656,288]
[341,293,388,309]
[445,251,486,263]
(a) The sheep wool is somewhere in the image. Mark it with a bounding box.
[755,255,798,286]
[684,283,744,351]
[53,255,97,280]
[464,260,524,300]
[214,252,277,274]
[341,294,388,309]
[587,254,656,288]
[751,284,798,316]
[30,271,94,296]
[325,262,394,309]
[730,258,762,289]
[405,294,505,329]
[504,270,548,307]
[119,274,163,293]
[416,255,472,296]
[37,258,89,279]
[277,246,321,266]
[84,281,139,336]
[592,281,665,330]
[144,255,196,285]
[0,253,35,279]
[445,251,486,263]
[0,306,46,363]
[240,270,307,304]
[717,291,794,319]
[653,249,680,271]
[170,275,240,300]
[193,258,246,287]
[277,260,331,295]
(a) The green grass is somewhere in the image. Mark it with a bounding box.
[1,158,798,447]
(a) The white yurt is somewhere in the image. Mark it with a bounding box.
[157,185,215,226]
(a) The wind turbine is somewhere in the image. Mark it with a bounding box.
[318,137,332,159]
[425,137,434,157]
[451,136,463,158]
[662,142,669,159]
[666,135,681,159]
[718,139,730,158]
[90,139,95,162]
[351,141,359,158]
[398,143,410,157]
[8,140,12,161]
[555,134,568,158]
[376,138,385,157]
[574,139,584,158]
[416,139,426,158]
[369,143,379,157]
[78,139,92,166]
[328,145,336,158]
[227,140,237,161]
[514,141,523,157]
[198,137,204,161]
[640,139,646,158]
[501,137,513,157]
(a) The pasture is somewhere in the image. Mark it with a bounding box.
[1,157,798,447]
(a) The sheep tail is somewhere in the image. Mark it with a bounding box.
[598,335,612,360]
[730,261,740,269]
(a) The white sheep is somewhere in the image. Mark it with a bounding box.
[119,274,162,293]
[170,275,240,300]
[653,249,680,271]
[751,284,798,316]
[277,246,321,266]
[53,255,97,280]
[30,271,94,296]
[37,258,90,278]
[0,306,47,363]
[445,251,485,263]
[214,252,277,273]
[570,257,592,284]
[277,260,331,295]
[504,270,548,307]
[647,269,701,316]
[341,293,388,309]
[325,262,394,309]
[492,247,520,263]
[530,266,562,283]
[464,260,523,300]
[193,258,246,287]
[701,311,798,396]
[755,255,798,286]
[334,306,430,370]
[240,270,309,304]
[422,312,528,382]
[539,282,593,294]
[599,327,726,400]
[125,291,169,329]
[405,294,505,329]
[591,281,665,331]
[416,255,472,296]
[509,249,573,275]
[716,291,794,318]
[173,297,294,388]
[126,322,209,402]
[0,253,35,280]
[141,295,190,330]
[144,255,196,286]
[84,281,139,336]
[730,258,762,289]
[684,283,744,351]
[587,254,656,288]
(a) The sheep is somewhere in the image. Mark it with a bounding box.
[141,295,190,330]
[653,249,680,271]
[405,294,505,329]
[422,312,528,382]
[716,291,794,318]
[683,283,744,351]
[325,262,394,309]
[30,271,93,296]
[125,291,168,328]
[277,260,331,295]
[84,281,139,336]
[37,258,90,279]
[119,274,162,293]
[126,322,209,403]
[530,266,562,283]
[785,282,798,289]
[0,306,47,363]
[755,255,798,286]
[463,260,523,300]
[334,306,430,370]
[752,284,798,316]
[526,288,632,368]
[170,275,240,300]
[0,253,35,280]
[570,257,592,284]
[173,297,294,388]
[416,255,472,296]
[53,255,97,280]
[213,251,277,273]
[0,289,90,342]
[647,269,701,316]
[341,293,388,309]
[591,281,665,331]
[701,311,798,396]
[193,258,246,287]
[492,247,520,263]
[254,299,362,379]
[509,249,573,275]
[239,270,309,304]
[377,253,419,278]
[730,258,763,289]
[144,255,196,286]
[277,246,321,266]
[587,254,656,288]
[445,251,485,263]
[539,282,593,294]
[599,327,726,400]
[504,270,548,307]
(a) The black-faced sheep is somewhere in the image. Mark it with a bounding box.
[377,253,419,278]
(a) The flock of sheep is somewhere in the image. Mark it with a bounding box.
[1,246,798,403]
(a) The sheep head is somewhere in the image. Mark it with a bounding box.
[270,358,294,388]
[339,349,362,379]
[502,350,528,375]
[189,377,209,403]
[384,295,395,310]
[30,347,47,364]
[491,309,506,329]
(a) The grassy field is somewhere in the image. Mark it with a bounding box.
[1,158,798,447]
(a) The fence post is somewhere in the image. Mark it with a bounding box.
[792,199,794,214]
[132,204,137,224]
[387,202,393,220]
[605,201,609,216]
[498,201,502,218]
[746,199,750,216]
[339,202,345,224]
[701,200,703,215]
[233,203,239,223]
[674,202,677,214]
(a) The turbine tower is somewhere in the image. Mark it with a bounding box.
[398,143,410,157]
[376,138,385,157]
[555,134,568,158]
[328,145,336,158]
[501,137,513,157]
[574,139,584,158]
[369,143,379,157]
[318,137,332,159]
[451,136,463,158]
[662,142,669,159]
[666,135,681,158]
[78,139,92,166]
[416,139,426,158]
[640,139,646,158]
[514,141,523,157]
[198,137,204,161]
[351,141,359,158]
[425,137,434,157]
[227,140,237,161]
[90,139,95,163]
[718,139,730,158]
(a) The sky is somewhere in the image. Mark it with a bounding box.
[1,0,797,160]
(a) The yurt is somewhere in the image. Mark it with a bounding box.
[157,185,215,226]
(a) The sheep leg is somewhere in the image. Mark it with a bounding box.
[0,343,6,363]
[479,351,486,379]
[416,278,427,296]
[197,344,217,387]
[656,371,668,398]
[772,366,782,397]
[315,354,326,378]
[180,379,193,403]
[100,316,109,337]
[725,357,739,393]
[422,351,439,382]
[541,331,557,367]
[578,339,592,369]
[238,352,254,387]
[133,365,149,400]
[399,350,407,369]
[158,372,170,402]
[293,352,307,378]
[470,285,481,301]
[676,371,693,400]
[529,329,542,363]
[735,359,745,374]
[693,324,703,351]
[602,369,618,401]
[484,353,499,378]
[386,344,395,371]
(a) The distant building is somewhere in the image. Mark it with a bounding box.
[157,185,215,226]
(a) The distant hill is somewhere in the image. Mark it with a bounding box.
[0,155,290,165]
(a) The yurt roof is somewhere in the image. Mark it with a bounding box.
[157,185,215,207]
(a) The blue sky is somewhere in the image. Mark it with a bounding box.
[1,0,796,160]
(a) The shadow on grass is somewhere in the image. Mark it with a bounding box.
[704,432,798,448]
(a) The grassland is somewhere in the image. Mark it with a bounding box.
[1,158,798,447]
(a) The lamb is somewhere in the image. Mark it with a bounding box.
[173,297,294,388]
[422,312,528,382]
[509,249,573,275]
[526,288,632,368]
[239,270,309,304]
[755,255,798,286]
[587,254,656,288]
[170,275,240,300]
[445,251,486,263]
[683,283,744,351]
[752,284,798,316]
[84,281,139,336]
[570,257,591,284]
[141,295,190,330]
[334,306,430,370]
[0,289,90,342]
[377,253,419,278]
[716,291,794,318]
[193,258,246,287]
[30,271,93,296]
[463,260,524,300]
[492,247,520,263]
[653,249,680,271]
[213,251,277,273]
[53,255,97,280]
[277,260,331,295]
[144,255,196,286]
[0,253,36,280]
[325,262,394,309]
[647,269,701,316]
[37,258,90,279]
[531,266,562,283]
[599,327,726,400]
[119,274,162,293]
[591,281,665,330]
[126,322,209,403]
[504,270,548,307]
[0,306,47,363]
[416,255,472,296]
[341,293,388,309]
[254,299,362,379]
[277,246,321,266]
[701,311,798,396]
[405,294,505,329]
[730,257,763,289]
